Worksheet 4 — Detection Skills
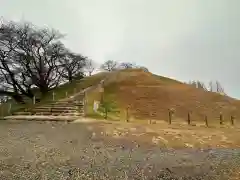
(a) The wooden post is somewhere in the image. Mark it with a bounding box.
[168,110,172,124]
[187,112,191,125]
[83,91,87,117]
[0,100,3,117]
[100,89,104,104]
[52,92,55,101]
[148,112,153,124]
[1,106,3,117]
[99,83,105,104]
[8,103,12,114]
[230,115,234,126]
[33,96,36,105]
[220,112,223,125]
[126,106,129,122]
[204,115,208,127]
[104,107,107,119]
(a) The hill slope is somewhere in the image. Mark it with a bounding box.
[0,72,108,117]
[2,68,240,124]
[100,69,240,123]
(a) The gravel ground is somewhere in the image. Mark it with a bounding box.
[0,121,239,179]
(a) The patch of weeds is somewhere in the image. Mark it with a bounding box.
[98,100,120,120]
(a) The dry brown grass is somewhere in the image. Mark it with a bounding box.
[86,119,240,149]
[102,69,240,124]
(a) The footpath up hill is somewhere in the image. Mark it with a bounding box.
[103,69,240,122]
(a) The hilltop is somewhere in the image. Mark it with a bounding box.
[88,69,240,123]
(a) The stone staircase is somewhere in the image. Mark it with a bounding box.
[3,92,85,122]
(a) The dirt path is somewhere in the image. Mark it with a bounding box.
[0,120,239,179]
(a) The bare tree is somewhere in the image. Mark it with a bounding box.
[119,62,137,69]
[0,22,35,102]
[196,81,207,90]
[119,62,149,72]
[100,60,118,71]
[14,23,64,96]
[208,80,225,94]
[208,81,213,92]
[84,58,96,76]
[189,80,226,95]
[59,50,86,82]
[188,80,207,91]
[0,21,72,102]
[216,80,225,94]
[139,66,149,72]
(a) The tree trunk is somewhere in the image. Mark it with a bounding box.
[67,70,73,82]
[68,75,73,82]
[39,85,49,98]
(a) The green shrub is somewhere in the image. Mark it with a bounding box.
[98,100,119,119]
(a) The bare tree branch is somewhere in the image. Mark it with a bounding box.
[85,58,96,76]
[100,60,118,72]
[58,49,86,82]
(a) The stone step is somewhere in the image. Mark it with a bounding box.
[33,106,79,110]
[34,106,80,109]
[50,101,83,105]
[45,105,83,109]
[43,99,84,104]
[13,111,84,116]
[32,109,81,113]
[57,97,85,102]
[48,103,84,107]
[48,102,84,107]
[34,112,83,116]
[14,109,84,115]
[3,115,79,122]
[13,112,32,115]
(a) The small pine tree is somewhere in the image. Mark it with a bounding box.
[98,100,119,119]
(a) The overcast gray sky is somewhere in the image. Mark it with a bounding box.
[1,0,240,98]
